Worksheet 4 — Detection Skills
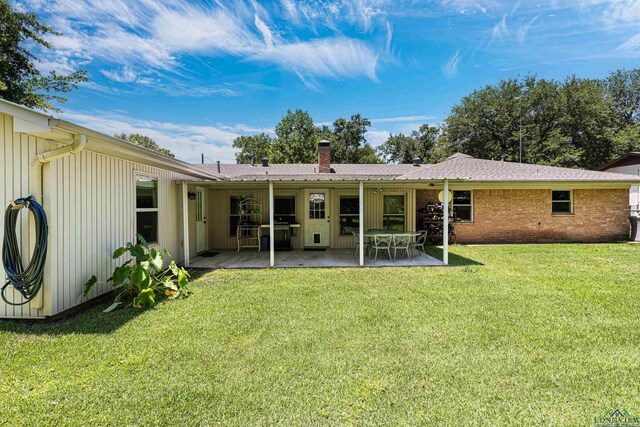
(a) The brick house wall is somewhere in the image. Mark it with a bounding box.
[416,188,630,243]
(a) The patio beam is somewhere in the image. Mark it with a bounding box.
[443,179,449,265]
[182,182,190,267]
[359,181,364,266]
[269,180,275,267]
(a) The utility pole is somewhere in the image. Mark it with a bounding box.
[201,153,204,164]
[515,95,523,163]
[519,96,523,163]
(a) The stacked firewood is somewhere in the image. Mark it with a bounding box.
[418,202,457,244]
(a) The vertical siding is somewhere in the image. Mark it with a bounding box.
[0,114,57,318]
[207,185,416,250]
[1,113,195,318]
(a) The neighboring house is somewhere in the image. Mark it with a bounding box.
[598,152,640,214]
[1,99,640,319]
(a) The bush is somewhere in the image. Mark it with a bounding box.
[84,235,191,308]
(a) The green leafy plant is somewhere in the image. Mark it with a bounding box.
[83,235,191,308]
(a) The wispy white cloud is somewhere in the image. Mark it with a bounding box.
[365,129,391,147]
[253,37,379,81]
[491,14,508,43]
[101,66,138,83]
[22,0,388,93]
[441,50,462,78]
[61,110,264,163]
[616,32,640,52]
[371,115,435,124]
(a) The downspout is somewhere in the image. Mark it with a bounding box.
[28,133,86,310]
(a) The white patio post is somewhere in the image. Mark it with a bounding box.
[269,180,275,267]
[182,182,190,267]
[442,179,449,265]
[359,181,364,266]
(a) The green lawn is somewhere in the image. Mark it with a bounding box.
[2,244,640,426]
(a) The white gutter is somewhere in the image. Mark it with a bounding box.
[28,133,86,311]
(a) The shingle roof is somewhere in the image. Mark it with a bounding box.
[398,154,640,182]
[195,154,640,183]
[198,163,421,181]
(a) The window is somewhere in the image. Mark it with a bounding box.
[383,195,405,231]
[453,190,473,222]
[229,196,242,236]
[552,190,573,214]
[339,196,359,235]
[274,196,296,223]
[308,193,326,219]
[136,176,158,243]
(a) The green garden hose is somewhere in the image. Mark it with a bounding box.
[2,196,48,306]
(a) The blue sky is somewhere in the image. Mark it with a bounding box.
[16,0,640,163]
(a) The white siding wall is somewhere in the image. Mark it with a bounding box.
[604,164,640,211]
[207,186,416,250]
[1,113,192,318]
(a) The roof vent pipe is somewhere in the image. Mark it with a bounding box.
[412,157,420,166]
[261,157,269,167]
[216,160,221,173]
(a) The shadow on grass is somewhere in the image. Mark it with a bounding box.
[424,246,483,266]
[0,296,146,336]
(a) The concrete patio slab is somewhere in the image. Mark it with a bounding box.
[189,248,443,269]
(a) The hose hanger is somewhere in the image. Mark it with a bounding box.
[2,196,48,306]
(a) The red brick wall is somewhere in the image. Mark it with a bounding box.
[416,188,630,243]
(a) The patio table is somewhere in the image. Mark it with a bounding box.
[362,231,421,261]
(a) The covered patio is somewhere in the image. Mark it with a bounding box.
[189,248,444,269]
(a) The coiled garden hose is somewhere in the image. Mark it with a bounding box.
[1,196,48,306]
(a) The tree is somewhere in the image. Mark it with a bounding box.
[115,133,175,158]
[604,68,640,128]
[378,124,439,163]
[0,0,87,111]
[331,114,380,163]
[232,133,273,164]
[439,75,618,169]
[270,109,318,163]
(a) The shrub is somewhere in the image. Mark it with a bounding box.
[83,235,191,308]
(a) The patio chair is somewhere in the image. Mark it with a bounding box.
[392,234,412,261]
[351,231,369,257]
[412,230,428,256]
[369,234,392,261]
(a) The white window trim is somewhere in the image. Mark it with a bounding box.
[453,190,473,223]
[382,193,406,231]
[229,195,243,237]
[551,190,574,215]
[134,172,160,245]
[339,195,360,235]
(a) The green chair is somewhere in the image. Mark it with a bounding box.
[351,230,369,257]
[412,230,428,256]
[392,234,412,260]
[369,234,392,261]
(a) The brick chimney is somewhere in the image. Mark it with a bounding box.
[318,140,331,173]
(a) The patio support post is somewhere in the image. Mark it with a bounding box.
[443,179,449,265]
[359,181,364,266]
[269,180,275,267]
[182,182,190,267]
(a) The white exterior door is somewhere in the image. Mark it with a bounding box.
[195,187,207,253]
[305,190,331,247]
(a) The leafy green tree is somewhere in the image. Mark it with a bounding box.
[115,133,175,158]
[232,133,273,164]
[440,75,618,169]
[0,0,86,111]
[271,109,318,163]
[331,114,381,163]
[604,68,640,127]
[379,124,440,163]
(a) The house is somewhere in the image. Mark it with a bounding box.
[1,98,640,319]
[598,152,640,214]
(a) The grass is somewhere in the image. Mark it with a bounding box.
[1,244,640,426]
